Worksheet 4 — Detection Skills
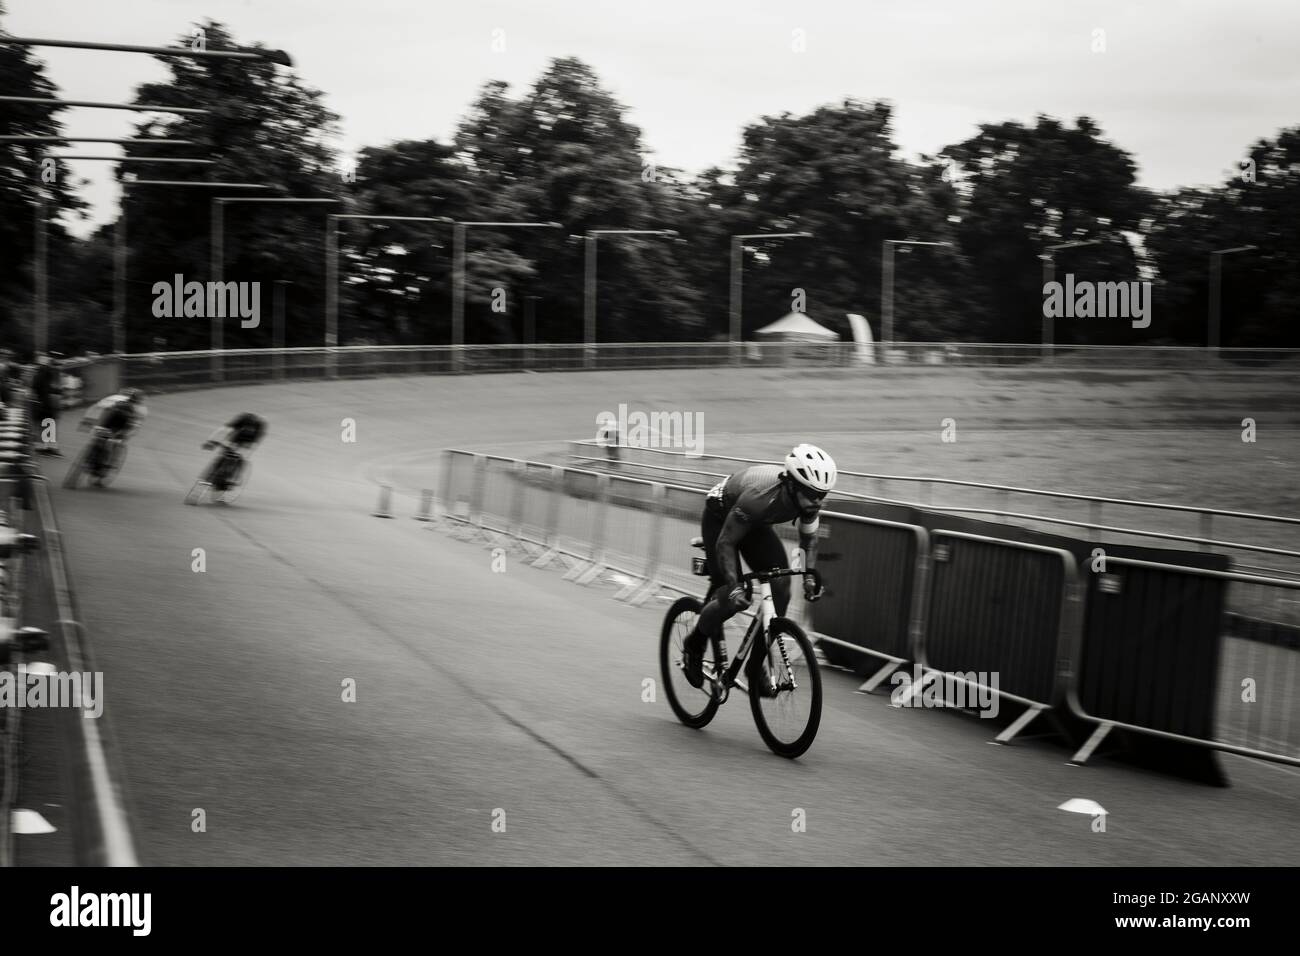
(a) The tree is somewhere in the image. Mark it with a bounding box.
[728,99,973,342]
[943,115,1150,344]
[120,21,340,352]
[1146,129,1300,348]
[454,58,702,343]
[0,2,90,353]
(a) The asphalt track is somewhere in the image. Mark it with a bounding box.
[20,371,1300,866]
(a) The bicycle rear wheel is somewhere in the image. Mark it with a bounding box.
[660,596,721,729]
[216,459,250,504]
[749,618,822,758]
[99,441,126,486]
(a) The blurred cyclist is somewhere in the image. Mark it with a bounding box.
[201,412,266,489]
[78,387,147,485]
[681,444,835,690]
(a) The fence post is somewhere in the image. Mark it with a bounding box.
[507,460,527,545]
[468,454,487,535]
[574,473,610,585]
[627,482,667,605]
[437,450,456,521]
[532,465,567,568]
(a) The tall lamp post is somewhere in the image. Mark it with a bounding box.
[730,231,812,366]
[114,181,270,357]
[326,214,449,379]
[881,239,951,364]
[583,228,678,368]
[45,158,213,356]
[211,196,338,380]
[1040,239,1101,360]
[452,221,562,372]
[1208,245,1257,360]
[35,157,216,356]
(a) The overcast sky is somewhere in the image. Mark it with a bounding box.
[8,0,1299,236]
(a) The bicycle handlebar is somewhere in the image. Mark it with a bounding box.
[739,567,822,590]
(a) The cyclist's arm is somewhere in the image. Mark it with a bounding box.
[798,510,821,569]
[122,405,146,439]
[205,425,233,446]
[80,395,113,427]
[714,507,754,589]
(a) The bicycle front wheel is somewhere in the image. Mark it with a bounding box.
[749,618,822,758]
[660,596,720,729]
[62,444,89,489]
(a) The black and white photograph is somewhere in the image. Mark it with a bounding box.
[0,0,1296,933]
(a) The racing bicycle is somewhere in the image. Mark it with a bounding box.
[62,426,126,489]
[660,536,824,758]
[185,440,252,505]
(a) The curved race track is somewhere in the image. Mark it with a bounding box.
[22,369,1300,866]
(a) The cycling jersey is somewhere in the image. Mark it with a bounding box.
[707,464,821,532]
[84,395,146,437]
[704,464,825,593]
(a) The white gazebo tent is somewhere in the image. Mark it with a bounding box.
[753,311,841,342]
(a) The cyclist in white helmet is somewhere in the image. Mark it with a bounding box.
[682,443,836,689]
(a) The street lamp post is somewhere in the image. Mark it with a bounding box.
[452,221,562,372]
[1208,245,1257,361]
[881,239,951,364]
[524,295,539,368]
[0,35,293,66]
[211,197,338,381]
[729,232,813,366]
[273,280,291,380]
[1040,239,1101,360]
[583,228,678,368]
[34,195,48,355]
[112,181,270,357]
[24,155,221,357]
[325,214,449,378]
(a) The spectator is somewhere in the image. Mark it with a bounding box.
[31,351,64,456]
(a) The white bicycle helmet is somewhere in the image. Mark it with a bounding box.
[784,443,837,494]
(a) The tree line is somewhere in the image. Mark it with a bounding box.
[2,15,1297,357]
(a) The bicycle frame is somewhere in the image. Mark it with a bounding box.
[707,568,820,701]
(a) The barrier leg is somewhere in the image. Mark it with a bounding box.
[413,488,434,522]
[625,483,667,606]
[531,466,566,569]
[1069,720,1116,766]
[856,659,903,695]
[991,702,1047,745]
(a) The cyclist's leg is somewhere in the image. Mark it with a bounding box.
[682,505,732,688]
[737,525,789,688]
[739,525,791,616]
[696,505,736,640]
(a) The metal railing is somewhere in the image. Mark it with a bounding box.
[568,441,1300,584]
[77,342,1300,393]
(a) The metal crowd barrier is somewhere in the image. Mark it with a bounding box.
[420,446,1298,771]
[813,511,929,690]
[1068,556,1300,768]
[909,530,1082,745]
